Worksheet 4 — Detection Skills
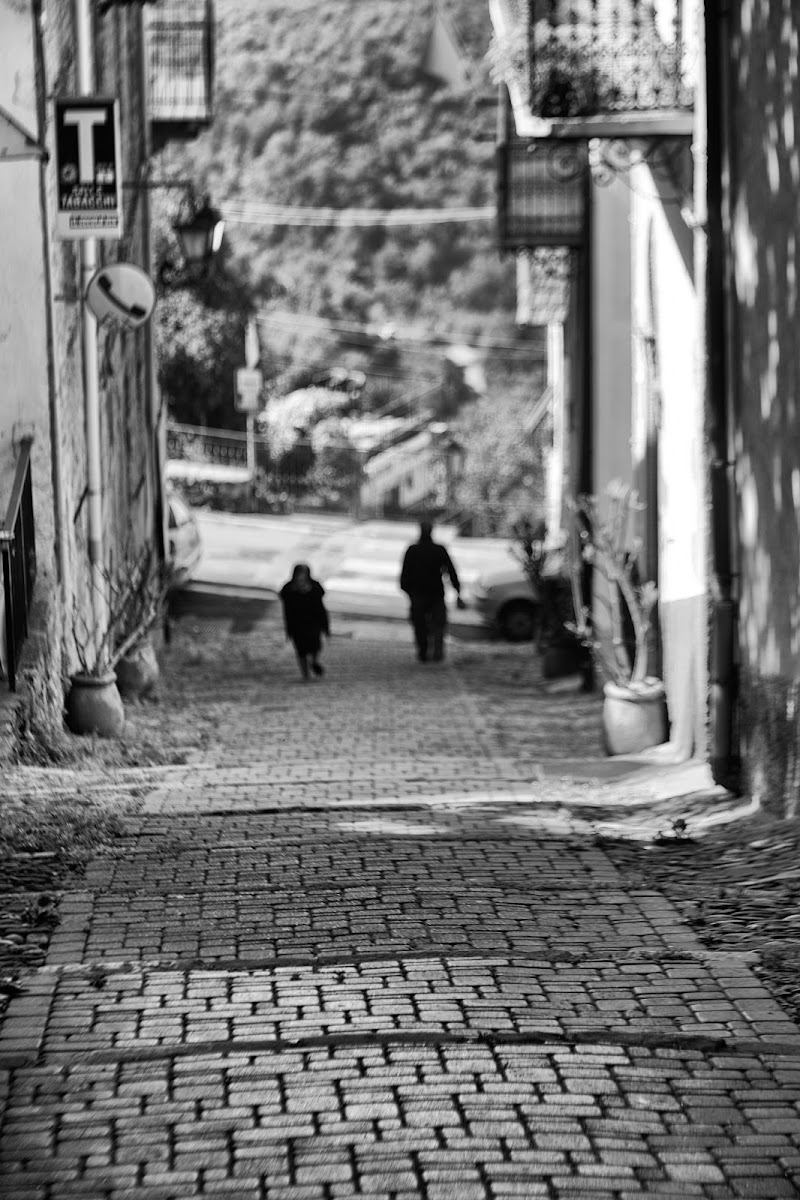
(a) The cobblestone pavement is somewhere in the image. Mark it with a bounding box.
[2,622,800,1197]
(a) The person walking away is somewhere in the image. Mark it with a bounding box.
[399,520,465,663]
[279,563,330,680]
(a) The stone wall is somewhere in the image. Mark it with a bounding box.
[726,0,800,813]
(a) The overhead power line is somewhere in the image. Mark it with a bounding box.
[257,309,545,355]
[222,202,495,228]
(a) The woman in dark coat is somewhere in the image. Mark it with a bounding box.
[279,563,330,679]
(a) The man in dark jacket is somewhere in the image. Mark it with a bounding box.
[399,521,464,662]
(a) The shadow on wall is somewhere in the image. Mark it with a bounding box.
[730,0,800,811]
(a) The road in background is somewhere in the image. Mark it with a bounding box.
[187,510,519,627]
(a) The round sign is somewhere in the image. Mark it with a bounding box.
[84,263,156,330]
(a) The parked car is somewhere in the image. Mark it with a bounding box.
[167,490,202,588]
[467,566,541,642]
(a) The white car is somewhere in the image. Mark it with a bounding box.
[167,491,202,588]
[467,566,541,641]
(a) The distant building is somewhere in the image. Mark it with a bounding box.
[360,430,443,516]
[421,7,475,91]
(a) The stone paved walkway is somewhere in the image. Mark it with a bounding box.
[2,624,800,1197]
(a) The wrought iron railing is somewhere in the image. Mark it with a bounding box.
[1,438,36,692]
[167,423,250,470]
[539,1,692,118]
[146,0,214,125]
[495,0,694,122]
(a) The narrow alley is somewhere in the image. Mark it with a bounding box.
[2,619,800,1198]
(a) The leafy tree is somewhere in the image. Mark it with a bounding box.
[453,367,549,536]
[258,387,355,458]
[154,213,256,430]
[307,418,363,508]
[153,0,550,530]
[156,0,519,353]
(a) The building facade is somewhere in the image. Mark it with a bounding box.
[492,0,800,811]
[490,0,707,760]
[0,0,162,748]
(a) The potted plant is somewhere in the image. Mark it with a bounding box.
[66,548,165,738]
[66,631,126,740]
[566,481,668,755]
[110,548,166,702]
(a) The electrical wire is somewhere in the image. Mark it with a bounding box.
[257,310,544,355]
[222,202,495,228]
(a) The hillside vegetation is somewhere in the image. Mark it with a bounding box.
[156,0,547,532]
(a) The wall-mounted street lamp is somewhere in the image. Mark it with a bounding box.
[122,178,225,287]
[173,197,225,270]
[159,192,225,287]
[443,436,465,484]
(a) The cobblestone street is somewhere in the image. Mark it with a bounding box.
[2,619,800,1198]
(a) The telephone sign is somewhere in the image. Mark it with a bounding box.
[85,264,156,330]
[54,98,122,240]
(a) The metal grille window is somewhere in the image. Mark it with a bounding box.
[146,0,214,125]
[497,137,589,250]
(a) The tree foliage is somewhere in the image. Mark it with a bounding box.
[258,387,356,458]
[153,0,550,527]
[154,214,257,429]
[453,365,549,536]
[156,1,526,357]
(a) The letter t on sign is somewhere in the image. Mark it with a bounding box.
[63,108,107,182]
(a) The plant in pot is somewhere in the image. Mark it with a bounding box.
[66,548,165,738]
[510,517,591,683]
[108,546,166,703]
[566,481,668,755]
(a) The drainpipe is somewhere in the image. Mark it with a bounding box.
[75,0,109,662]
[702,0,740,790]
[579,165,593,498]
[33,0,69,592]
[135,7,169,597]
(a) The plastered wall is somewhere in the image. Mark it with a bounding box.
[629,156,707,758]
[726,0,800,810]
[0,0,158,744]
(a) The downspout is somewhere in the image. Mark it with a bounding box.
[135,5,167,579]
[32,0,68,592]
[702,0,740,790]
[578,160,594,689]
[75,0,109,661]
[580,163,593,498]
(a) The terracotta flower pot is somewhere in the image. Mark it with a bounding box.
[602,678,668,756]
[65,672,125,738]
[115,638,159,699]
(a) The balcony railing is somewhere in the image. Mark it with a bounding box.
[494,0,694,131]
[1,438,36,693]
[146,0,214,133]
